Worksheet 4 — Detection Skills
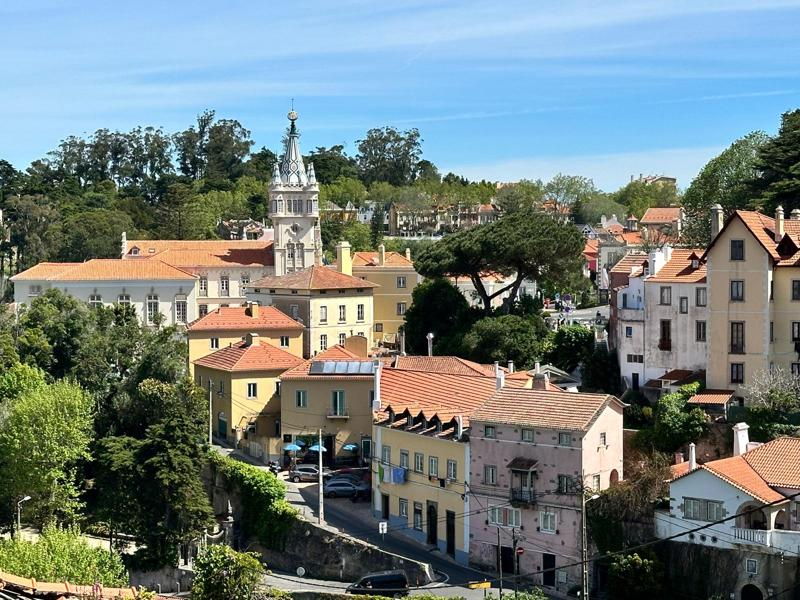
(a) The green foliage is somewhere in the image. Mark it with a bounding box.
[462,314,549,370]
[0,363,46,404]
[574,193,627,225]
[208,452,297,549]
[545,325,595,373]
[581,347,621,395]
[192,545,264,600]
[608,552,665,600]
[307,146,359,184]
[732,406,800,442]
[356,127,423,186]
[494,179,544,213]
[610,179,679,220]
[319,176,367,209]
[749,109,800,215]
[0,524,128,587]
[55,209,136,262]
[402,277,477,355]
[640,383,708,453]
[0,379,94,524]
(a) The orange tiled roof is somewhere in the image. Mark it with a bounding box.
[193,339,304,372]
[12,259,196,282]
[647,249,707,283]
[583,239,599,255]
[9,262,81,281]
[250,265,379,291]
[687,390,734,406]
[615,231,644,245]
[392,356,497,377]
[471,387,621,432]
[702,456,785,504]
[187,305,303,332]
[352,251,413,268]
[149,247,273,269]
[659,369,694,382]
[609,252,647,275]
[127,239,272,253]
[280,345,368,379]
[670,462,693,478]
[742,436,800,489]
[640,207,681,224]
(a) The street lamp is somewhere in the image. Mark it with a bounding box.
[16,495,31,539]
[581,493,600,599]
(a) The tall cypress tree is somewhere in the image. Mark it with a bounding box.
[749,109,800,214]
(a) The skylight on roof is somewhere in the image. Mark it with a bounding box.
[308,360,375,375]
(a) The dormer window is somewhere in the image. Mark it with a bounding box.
[130,247,140,256]
[691,259,699,269]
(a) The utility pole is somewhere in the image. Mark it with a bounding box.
[497,526,503,598]
[512,528,518,598]
[318,428,324,525]
[208,384,213,446]
[581,491,589,600]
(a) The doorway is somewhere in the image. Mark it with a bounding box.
[381,494,389,520]
[500,545,515,574]
[446,511,456,557]
[427,503,438,546]
[542,553,556,586]
[741,584,763,600]
[217,413,227,439]
[632,372,640,391]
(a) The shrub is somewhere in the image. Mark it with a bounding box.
[192,545,263,600]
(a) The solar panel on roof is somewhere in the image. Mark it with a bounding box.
[308,361,325,374]
[307,360,376,375]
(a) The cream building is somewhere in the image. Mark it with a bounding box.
[10,259,198,326]
[352,245,420,346]
[186,302,303,375]
[246,242,378,357]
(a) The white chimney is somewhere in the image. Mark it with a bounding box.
[688,442,697,470]
[775,206,784,242]
[792,208,800,221]
[405,247,411,261]
[455,414,464,439]
[534,361,541,375]
[121,231,128,257]
[508,360,515,373]
[495,361,505,390]
[426,332,434,356]
[399,329,406,356]
[600,215,607,228]
[245,332,259,346]
[372,360,382,412]
[378,244,386,266]
[733,422,750,456]
[710,204,724,239]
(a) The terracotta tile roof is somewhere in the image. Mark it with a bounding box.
[583,239,599,257]
[687,390,734,406]
[670,462,693,478]
[703,211,781,263]
[478,204,499,213]
[471,387,621,432]
[187,305,303,332]
[128,238,272,254]
[640,207,681,224]
[250,265,379,291]
[352,251,414,267]
[9,262,81,281]
[280,345,369,379]
[147,247,274,269]
[193,339,304,372]
[742,436,800,489]
[13,259,196,282]
[392,356,497,377]
[603,224,624,235]
[702,456,785,504]
[647,249,707,283]
[659,369,694,382]
[609,252,647,275]
[615,231,644,245]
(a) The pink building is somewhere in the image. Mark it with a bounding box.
[468,388,625,597]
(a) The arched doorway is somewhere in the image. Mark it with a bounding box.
[610,469,620,485]
[427,503,438,546]
[741,584,763,600]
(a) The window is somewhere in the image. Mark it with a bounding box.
[792,322,800,342]
[396,302,407,315]
[679,296,688,314]
[659,286,672,305]
[199,304,208,317]
[199,277,208,297]
[599,432,607,445]
[338,305,346,322]
[175,299,187,323]
[399,498,408,518]
[793,280,800,301]
[489,506,521,528]
[320,334,328,351]
[593,474,601,490]
[428,456,439,477]
[730,321,745,354]
[247,382,257,398]
[240,273,250,288]
[621,293,628,309]
[731,363,744,384]
[659,319,672,351]
[295,390,307,408]
[625,326,633,338]
[557,571,568,585]
[746,559,758,575]
[331,390,346,416]
[696,321,707,342]
[684,498,703,520]
[730,239,745,261]
[521,428,534,443]
[447,459,457,480]
[374,323,384,333]
[210,337,220,350]
[730,280,744,301]
[357,304,364,321]
[696,287,707,306]
[558,432,572,446]
[414,452,424,473]
[89,294,102,308]
[280,335,290,347]
[290,304,299,319]
[413,503,423,530]
[320,306,328,323]
[626,354,644,363]
[540,509,557,533]
[557,475,573,494]
[707,500,725,521]
[220,276,230,297]
[337,332,346,346]
[117,294,131,305]
[218,380,225,395]
[485,425,496,439]
[792,363,800,375]
[484,465,497,485]
[381,445,391,465]
[146,295,159,324]
[400,450,409,469]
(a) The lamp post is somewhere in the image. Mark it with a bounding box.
[581,492,600,599]
[16,496,31,538]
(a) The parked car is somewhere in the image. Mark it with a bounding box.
[323,479,370,498]
[289,465,332,483]
[346,570,409,596]
[327,472,362,485]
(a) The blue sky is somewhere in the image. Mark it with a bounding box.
[2,0,800,190]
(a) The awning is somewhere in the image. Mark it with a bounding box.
[687,390,734,406]
[507,457,538,471]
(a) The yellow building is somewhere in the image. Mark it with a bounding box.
[279,344,377,467]
[372,365,526,566]
[246,242,378,357]
[352,245,420,346]
[186,303,304,375]
[703,205,800,397]
[193,333,304,461]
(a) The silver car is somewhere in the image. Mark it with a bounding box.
[289,465,332,483]
[323,479,371,498]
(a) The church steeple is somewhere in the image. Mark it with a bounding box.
[278,111,309,187]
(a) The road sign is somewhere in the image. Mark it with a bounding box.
[516,546,525,556]
[378,521,388,534]
[468,581,491,590]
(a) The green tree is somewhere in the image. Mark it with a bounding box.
[462,314,549,370]
[319,176,367,209]
[544,324,595,373]
[192,545,263,600]
[682,132,768,245]
[403,278,476,355]
[0,363,46,404]
[416,159,440,183]
[5,194,60,272]
[749,109,800,215]
[494,180,545,213]
[307,145,358,183]
[56,209,135,262]
[174,110,216,180]
[611,179,679,219]
[341,221,372,251]
[608,552,665,600]
[204,119,254,185]
[581,347,621,395]
[242,147,278,182]
[356,127,423,186]
[647,383,708,452]
[545,173,599,215]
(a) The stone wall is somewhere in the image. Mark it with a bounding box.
[129,565,195,594]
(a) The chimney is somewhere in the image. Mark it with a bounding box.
[405,247,411,261]
[508,360,515,373]
[733,422,750,456]
[792,208,800,221]
[455,414,464,440]
[245,332,259,347]
[775,206,784,242]
[534,361,541,375]
[121,231,128,257]
[710,204,724,239]
[372,360,382,411]
[674,451,684,465]
[399,329,406,356]
[688,442,697,470]
[336,241,352,276]
[600,215,607,228]
[426,332,434,356]
[378,244,386,266]
[495,361,505,390]
[248,301,260,319]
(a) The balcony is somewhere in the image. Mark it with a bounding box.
[327,410,349,420]
[510,489,537,505]
[733,527,767,545]
[729,344,745,355]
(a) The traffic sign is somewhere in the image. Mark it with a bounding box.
[516,546,525,556]
[468,581,491,590]
[378,521,388,534]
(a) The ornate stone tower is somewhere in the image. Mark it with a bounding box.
[269,111,321,276]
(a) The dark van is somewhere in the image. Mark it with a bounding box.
[346,570,410,596]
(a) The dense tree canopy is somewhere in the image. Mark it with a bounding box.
[749,109,800,215]
[356,127,422,186]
